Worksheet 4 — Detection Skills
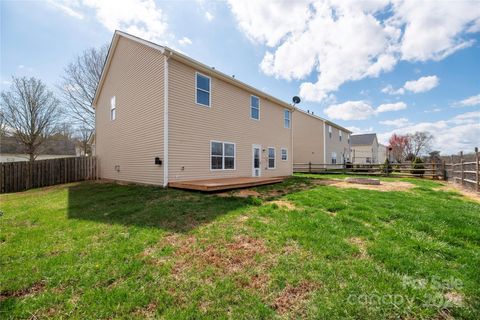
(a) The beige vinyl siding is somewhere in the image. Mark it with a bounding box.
[95,37,165,185]
[325,125,351,164]
[167,59,292,182]
[292,111,325,164]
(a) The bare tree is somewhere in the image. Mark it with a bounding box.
[0,111,7,136]
[1,76,62,162]
[74,125,93,156]
[408,131,433,157]
[59,45,108,130]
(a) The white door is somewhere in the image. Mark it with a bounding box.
[252,145,261,177]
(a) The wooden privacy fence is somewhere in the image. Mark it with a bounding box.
[293,162,445,179]
[444,148,479,192]
[0,156,97,194]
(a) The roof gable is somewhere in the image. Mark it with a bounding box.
[350,133,377,146]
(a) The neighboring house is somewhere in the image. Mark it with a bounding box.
[0,135,76,162]
[93,31,294,187]
[377,144,388,163]
[351,133,379,164]
[293,109,352,166]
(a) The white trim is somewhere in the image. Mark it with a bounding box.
[252,144,262,177]
[250,95,260,121]
[163,55,169,187]
[267,147,276,169]
[210,140,236,171]
[281,147,288,161]
[284,109,291,129]
[110,96,116,121]
[195,71,211,107]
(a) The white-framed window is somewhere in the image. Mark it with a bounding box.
[196,72,211,107]
[110,96,116,121]
[331,152,337,164]
[339,131,342,141]
[211,141,235,170]
[284,109,291,128]
[366,157,371,164]
[281,148,288,161]
[268,147,276,169]
[250,95,260,120]
[328,125,332,138]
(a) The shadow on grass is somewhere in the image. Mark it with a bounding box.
[67,182,259,233]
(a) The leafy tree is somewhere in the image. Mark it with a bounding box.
[411,157,425,176]
[1,76,62,161]
[388,133,410,162]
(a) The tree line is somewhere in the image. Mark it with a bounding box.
[0,45,108,162]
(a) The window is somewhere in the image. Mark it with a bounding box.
[328,125,332,138]
[196,72,210,106]
[110,96,116,120]
[284,109,291,128]
[268,147,276,169]
[251,95,260,120]
[211,141,235,170]
[281,148,288,161]
[339,131,342,141]
[331,152,337,164]
[348,134,350,144]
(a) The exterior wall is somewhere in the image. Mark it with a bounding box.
[352,142,379,164]
[292,111,325,165]
[325,124,351,164]
[95,37,165,185]
[167,59,292,182]
[377,144,387,163]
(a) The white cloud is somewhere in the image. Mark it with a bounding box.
[228,0,480,102]
[49,0,172,44]
[403,75,439,93]
[381,84,405,95]
[383,75,439,95]
[453,93,480,107]
[205,11,214,21]
[178,36,192,46]
[47,0,84,19]
[324,101,376,120]
[377,102,407,112]
[324,100,407,120]
[380,117,411,127]
[378,111,480,154]
[346,126,374,134]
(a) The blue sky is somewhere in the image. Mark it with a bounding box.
[1,0,479,154]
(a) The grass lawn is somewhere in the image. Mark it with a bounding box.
[1,175,479,319]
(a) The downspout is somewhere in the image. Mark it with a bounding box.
[163,53,171,187]
[290,107,295,176]
[323,121,326,168]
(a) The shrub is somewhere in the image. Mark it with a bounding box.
[383,159,393,174]
[411,157,425,176]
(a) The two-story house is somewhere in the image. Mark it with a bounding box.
[93,31,293,188]
[351,133,379,164]
[293,109,352,166]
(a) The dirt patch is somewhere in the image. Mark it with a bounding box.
[0,281,46,301]
[132,302,158,318]
[348,237,369,259]
[267,200,296,210]
[444,291,464,306]
[272,281,321,315]
[316,179,414,192]
[434,183,480,203]
[217,189,261,198]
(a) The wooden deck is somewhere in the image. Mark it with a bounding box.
[168,176,285,191]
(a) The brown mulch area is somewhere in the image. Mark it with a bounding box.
[314,179,415,192]
[271,281,321,315]
[0,281,46,301]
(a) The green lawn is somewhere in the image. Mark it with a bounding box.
[1,175,479,319]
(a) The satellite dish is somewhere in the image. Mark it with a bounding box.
[292,96,301,104]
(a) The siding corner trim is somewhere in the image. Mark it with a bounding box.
[163,54,170,187]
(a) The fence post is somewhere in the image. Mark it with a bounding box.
[475,147,479,192]
[432,161,436,180]
[442,160,446,181]
[309,162,312,173]
[460,151,464,186]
